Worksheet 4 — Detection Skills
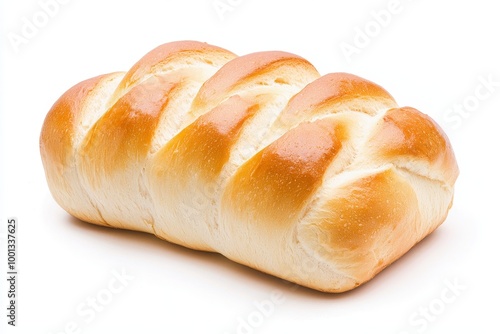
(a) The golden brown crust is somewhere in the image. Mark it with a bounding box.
[115,40,236,94]
[224,118,344,227]
[368,107,459,184]
[153,95,258,182]
[299,167,419,285]
[80,76,180,181]
[191,51,318,115]
[277,72,397,128]
[40,74,107,167]
[40,73,125,227]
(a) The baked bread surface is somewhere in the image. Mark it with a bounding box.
[40,41,459,292]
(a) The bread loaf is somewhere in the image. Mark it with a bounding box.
[40,40,459,292]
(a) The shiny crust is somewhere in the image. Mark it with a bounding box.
[40,41,459,292]
[367,107,459,184]
[113,40,236,99]
[225,118,344,227]
[298,167,420,291]
[279,72,397,123]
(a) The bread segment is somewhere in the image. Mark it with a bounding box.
[40,73,124,225]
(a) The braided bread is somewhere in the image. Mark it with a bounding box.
[40,40,459,292]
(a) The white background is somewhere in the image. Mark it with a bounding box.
[1,1,499,333]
